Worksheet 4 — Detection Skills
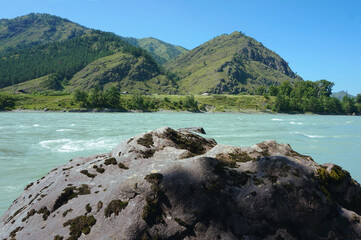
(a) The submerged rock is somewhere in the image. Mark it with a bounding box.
[1,127,361,240]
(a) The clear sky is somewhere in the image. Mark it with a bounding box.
[1,0,361,95]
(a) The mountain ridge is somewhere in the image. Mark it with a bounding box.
[165,31,302,94]
[0,13,90,53]
[1,14,304,95]
[122,36,188,64]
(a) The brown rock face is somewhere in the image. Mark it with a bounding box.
[1,127,361,240]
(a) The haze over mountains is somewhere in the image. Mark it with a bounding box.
[1,13,303,94]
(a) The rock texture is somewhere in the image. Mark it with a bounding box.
[1,127,361,240]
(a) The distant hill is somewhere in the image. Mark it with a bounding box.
[164,31,302,94]
[0,13,90,53]
[0,26,177,94]
[331,91,355,100]
[123,37,188,64]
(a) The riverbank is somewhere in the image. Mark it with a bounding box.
[7,93,275,113]
[1,93,360,115]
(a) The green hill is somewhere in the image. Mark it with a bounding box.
[0,13,187,65]
[0,74,62,93]
[0,29,177,94]
[66,52,178,94]
[331,91,355,100]
[0,30,131,88]
[123,37,188,64]
[164,31,302,94]
[0,13,90,53]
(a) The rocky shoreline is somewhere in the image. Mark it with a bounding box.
[1,127,361,239]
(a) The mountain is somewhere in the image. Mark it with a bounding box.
[164,31,302,94]
[0,13,184,94]
[0,13,186,65]
[1,127,361,239]
[0,28,177,94]
[1,14,304,95]
[66,51,178,94]
[123,37,188,64]
[331,91,355,100]
[0,13,90,53]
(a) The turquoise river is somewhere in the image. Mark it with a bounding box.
[0,112,360,216]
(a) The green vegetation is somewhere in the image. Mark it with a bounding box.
[0,13,89,53]
[144,173,164,184]
[118,162,129,169]
[54,235,64,240]
[2,88,360,114]
[104,200,128,217]
[53,185,90,211]
[316,165,347,202]
[268,80,360,114]
[66,52,178,94]
[0,30,159,89]
[38,206,50,220]
[104,157,117,165]
[137,133,154,148]
[0,92,17,110]
[80,170,96,178]
[123,37,188,64]
[142,173,165,226]
[317,166,346,187]
[85,204,92,214]
[63,215,96,239]
[164,31,301,94]
[62,208,73,217]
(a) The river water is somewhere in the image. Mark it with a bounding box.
[0,112,360,216]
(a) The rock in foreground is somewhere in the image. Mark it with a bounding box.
[1,127,361,240]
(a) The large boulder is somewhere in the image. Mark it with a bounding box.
[1,127,361,240]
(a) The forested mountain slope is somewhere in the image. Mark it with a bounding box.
[0,13,89,53]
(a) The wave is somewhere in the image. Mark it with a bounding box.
[39,138,118,153]
[290,121,304,125]
[272,118,283,121]
[56,129,74,132]
[293,131,325,138]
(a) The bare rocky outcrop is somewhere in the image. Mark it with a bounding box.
[1,127,361,240]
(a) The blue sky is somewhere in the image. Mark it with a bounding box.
[1,0,361,95]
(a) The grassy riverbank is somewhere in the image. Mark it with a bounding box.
[8,93,275,112]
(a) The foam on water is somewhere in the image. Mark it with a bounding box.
[272,118,283,121]
[290,121,304,125]
[293,131,325,138]
[56,129,73,132]
[39,137,117,153]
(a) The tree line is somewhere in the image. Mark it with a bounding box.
[72,88,200,112]
[260,80,361,114]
